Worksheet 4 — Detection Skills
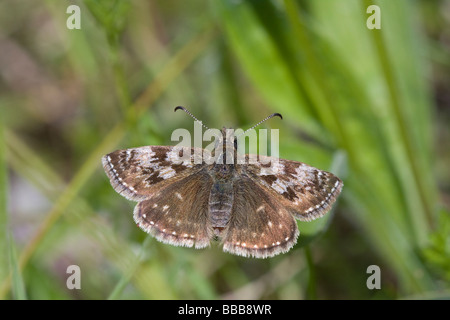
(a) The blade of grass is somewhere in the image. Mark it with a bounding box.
[17,123,123,274]
[83,0,133,119]
[212,0,324,141]
[221,252,306,299]
[182,262,218,299]
[3,130,63,199]
[363,0,433,242]
[0,121,8,284]
[304,246,317,300]
[282,0,349,149]
[8,233,26,300]
[107,235,153,300]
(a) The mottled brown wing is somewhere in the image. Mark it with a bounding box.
[243,155,343,221]
[222,176,299,258]
[134,167,214,248]
[102,146,204,201]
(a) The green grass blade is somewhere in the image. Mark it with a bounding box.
[0,120,7,284]
[107,236,153,300]
[8,234,26,300]
[304,246,317,300]
[212,0,324,140]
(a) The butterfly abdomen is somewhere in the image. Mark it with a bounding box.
[209,181,234,231]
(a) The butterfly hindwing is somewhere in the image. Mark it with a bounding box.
[134,167,214,248]
[222,176,299,258]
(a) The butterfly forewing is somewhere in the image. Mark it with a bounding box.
[244,155,343,221]
[102,146,203,201]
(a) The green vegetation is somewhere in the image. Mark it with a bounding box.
[0,0,448,299]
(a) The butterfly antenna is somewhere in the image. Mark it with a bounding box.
[174,106,210,130]
[236,113,282,137]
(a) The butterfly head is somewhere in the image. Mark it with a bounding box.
[220,127,238,149]
[214,127,237,166]
[174,106,283,164]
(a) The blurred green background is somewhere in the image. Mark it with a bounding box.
[0,0,449,300]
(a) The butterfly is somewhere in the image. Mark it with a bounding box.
[102,107,343,258]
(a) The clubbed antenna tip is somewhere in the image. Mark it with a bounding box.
[174,106,209,129]
[272,113,283,120]
[237,112,283,137]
